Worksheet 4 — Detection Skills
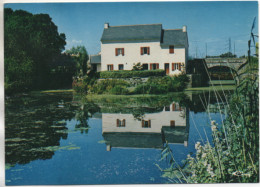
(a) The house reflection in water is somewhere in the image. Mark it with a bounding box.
[102,102,190,151]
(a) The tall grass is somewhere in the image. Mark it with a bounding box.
[158,18,259,183]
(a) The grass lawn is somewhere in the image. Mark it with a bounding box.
[40,89,74,93]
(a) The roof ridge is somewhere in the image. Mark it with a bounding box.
[164,29,182,31]
[109,23,162,28]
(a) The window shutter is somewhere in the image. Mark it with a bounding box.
[148,120,151,128]
[169,46,174,53]
[172,103,175,111]
[148,47,150,55]
[141,47,143,55]
[141,120,144,127]
[172,63,175,71]
[170,120,175,127]
[115,48,118,56]
[122,119,126,127]
[111,65,114,71]
[156,63,159,69]
[122,48,124,56]
[150,64,153,70]
[117,119,119,127]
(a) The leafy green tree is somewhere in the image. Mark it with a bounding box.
[220,52,237,58]
[65,46,89,76]
[4,8,66,93]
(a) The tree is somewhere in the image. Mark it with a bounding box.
[65,46,89,76]
[219,52,237,58]
[4,8,66,93]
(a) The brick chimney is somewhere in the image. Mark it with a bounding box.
[104,23,109,29]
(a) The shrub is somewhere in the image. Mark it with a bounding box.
[110,85,129,95]
[100,69,165,78]
[133,74,189,94]
[89,79,130,94]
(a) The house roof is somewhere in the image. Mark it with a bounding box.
[161,29,188,47]
[101,24,162,43]
[102,132,163,149]
[90,54,101,64]
[162,126,189,144]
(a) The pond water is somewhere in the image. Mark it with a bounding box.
[5,90,231,185]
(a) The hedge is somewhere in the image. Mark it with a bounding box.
[100,70,165,78]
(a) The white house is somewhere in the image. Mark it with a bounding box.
[98,23,189,75]
[102,102,189,151]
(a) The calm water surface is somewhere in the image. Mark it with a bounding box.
[5,91,230,185]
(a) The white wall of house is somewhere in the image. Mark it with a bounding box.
[97,64,101,72]
[101,41,187,75]
[102,103,186,134]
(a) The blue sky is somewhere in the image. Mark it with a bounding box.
[5,1,258,57]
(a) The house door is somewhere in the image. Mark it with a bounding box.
[164,63,169,75]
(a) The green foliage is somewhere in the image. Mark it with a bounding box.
[4,8,67,94]
[100,69,165,78]
[132,62,143,70]
[74,72,189,95]
[134,74,190,94]
[110,85,129,95]
[220,52,237,58]
[88,79,129,94]
[65,46,89,76]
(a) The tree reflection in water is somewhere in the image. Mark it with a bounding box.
[74,97,100,134]
[5,92,100,167]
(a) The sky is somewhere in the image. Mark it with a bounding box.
[4,1,259,58]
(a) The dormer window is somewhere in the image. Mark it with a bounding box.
[141,47,150,55]
[169,45,174,54]
[115,48,124,56]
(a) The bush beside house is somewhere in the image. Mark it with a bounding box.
[100,69,165,78]
[73,71,189,95]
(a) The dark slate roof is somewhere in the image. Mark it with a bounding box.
[162,126,189,144]
[161,29,188,47]
[101,24,162,43]
[103,132,163,149]
[90,54,101,64]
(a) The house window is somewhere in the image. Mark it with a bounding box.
[143,63,148,70]
[170,120,175,127]
[116,119,126,127]
[141,47,150,55]
[118,64,124,70]
[115,48,124,56]
[169,45,174,54]
[150,63,159,70]
[172,63,182,71]
[172,103,181,111]
[141,120,151,128]
[107,64,114,71]
[165,106,170,111]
